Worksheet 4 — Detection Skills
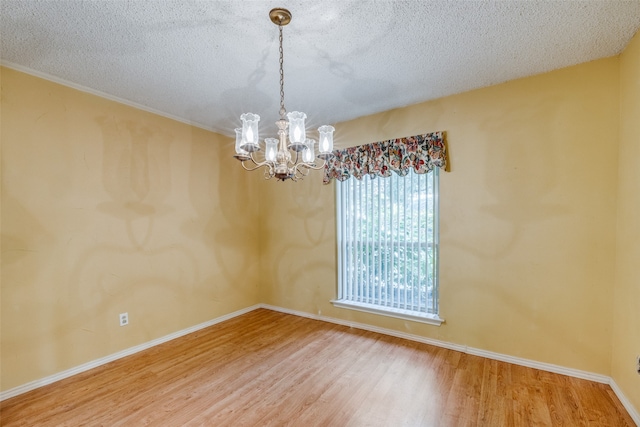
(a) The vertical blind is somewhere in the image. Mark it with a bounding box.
[336,169,439,316]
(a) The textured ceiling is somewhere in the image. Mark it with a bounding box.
[2,1,640,137]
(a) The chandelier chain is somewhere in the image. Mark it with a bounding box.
[278,25,286,119]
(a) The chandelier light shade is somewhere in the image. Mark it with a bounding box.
[233,8,335,181]
[317,125,336,159]
[303,139,315,163]
[265,138,278,162]
[234,128,247,156]
[239,113,260,152]
[286,111,306,146]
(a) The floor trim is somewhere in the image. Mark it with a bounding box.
[610,378,640,426]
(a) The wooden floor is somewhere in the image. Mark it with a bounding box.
[1,309,634,426]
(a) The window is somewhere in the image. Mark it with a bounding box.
[323,131,446,325]
[332,169,442,325]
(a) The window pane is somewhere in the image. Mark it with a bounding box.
[336,170,439,316]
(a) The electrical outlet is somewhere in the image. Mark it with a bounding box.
[119,312,129,326]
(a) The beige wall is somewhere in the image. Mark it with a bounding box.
[0,68,261,391]
[260,57,621,376]
[613,30,640,412]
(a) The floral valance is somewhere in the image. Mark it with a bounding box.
[323,131,447,184]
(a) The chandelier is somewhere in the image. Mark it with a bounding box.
[233,8,335,181]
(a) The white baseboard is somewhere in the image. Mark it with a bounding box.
[0,304,261,402]
[610,378,640,426]
[3,303,638,426]
[261,304,639,426]
[466,346,609,384]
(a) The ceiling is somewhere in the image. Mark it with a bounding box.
[2,1,640,138]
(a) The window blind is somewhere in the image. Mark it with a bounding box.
[336,169,439,317]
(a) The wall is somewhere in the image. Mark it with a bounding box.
[260,57,620,376]
[612,30,640,412]
[0,67,261,391]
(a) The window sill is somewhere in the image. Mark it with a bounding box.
[331,300,444,326]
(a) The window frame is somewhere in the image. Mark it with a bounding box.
[331,169,443,326]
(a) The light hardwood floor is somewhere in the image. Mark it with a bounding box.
[1,308,635,426]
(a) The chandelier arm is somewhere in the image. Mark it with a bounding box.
[306,161,326,171]
[294,168,309,180]
[251,151,279,173]
[290,168,303,181]
[292,162,308,175]
[240,153,275,173]
[244,161,275,179]
[238,152,261,170]
[296,159,326,172]
[240,161,265,172]
[288,149,299,167]
[264,168,275,180]
[291,159,323,180]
